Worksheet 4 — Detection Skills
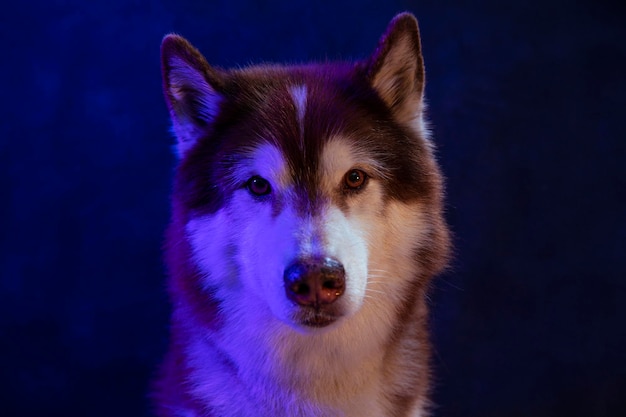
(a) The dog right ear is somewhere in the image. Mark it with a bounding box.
[161,34,223,157]
[363,13,426,135]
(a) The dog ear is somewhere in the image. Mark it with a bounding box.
[161,34,224,156]
[365,13,426,133]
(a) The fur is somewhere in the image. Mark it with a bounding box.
[154,12,450,417]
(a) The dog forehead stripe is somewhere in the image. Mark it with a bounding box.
[289,84,307,148]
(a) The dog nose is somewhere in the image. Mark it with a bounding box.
[284,257,346,307]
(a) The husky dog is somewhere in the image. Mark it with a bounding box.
[154,12,450,417]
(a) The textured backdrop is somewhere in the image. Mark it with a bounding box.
[1,0,625,416]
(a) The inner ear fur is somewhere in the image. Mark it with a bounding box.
[365,13,426,129]
[161,34,224,155]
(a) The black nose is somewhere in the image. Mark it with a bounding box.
[284,257,346,307]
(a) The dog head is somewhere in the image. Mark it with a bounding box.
[161,13,448,333]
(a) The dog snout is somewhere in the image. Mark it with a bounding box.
[284,257,346,307]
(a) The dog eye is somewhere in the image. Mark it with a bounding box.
[344,169,367,190]
[246,176,271,196]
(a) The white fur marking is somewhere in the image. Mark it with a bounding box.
[320,137,390,193]
[289,85,307,147]
[227,143,289,189]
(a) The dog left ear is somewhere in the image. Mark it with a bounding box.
[365,13,426,131]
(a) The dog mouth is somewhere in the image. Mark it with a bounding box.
[294,307,341,328]
[301,314,337,328]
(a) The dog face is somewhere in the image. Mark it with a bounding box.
[161,14,445,333]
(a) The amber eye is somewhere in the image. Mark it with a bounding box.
[246,176,271,196]
[344,169,367,190]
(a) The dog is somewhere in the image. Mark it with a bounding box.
[154,12,450,417]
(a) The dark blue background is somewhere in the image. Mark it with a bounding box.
[2,1,625,416]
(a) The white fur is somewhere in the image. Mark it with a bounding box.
[227,142,290,188]
[289,84,307,148]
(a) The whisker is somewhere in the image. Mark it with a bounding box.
[365,288,386,294]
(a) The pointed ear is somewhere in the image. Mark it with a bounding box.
[161,34,224,156]
[365,13,426,132]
